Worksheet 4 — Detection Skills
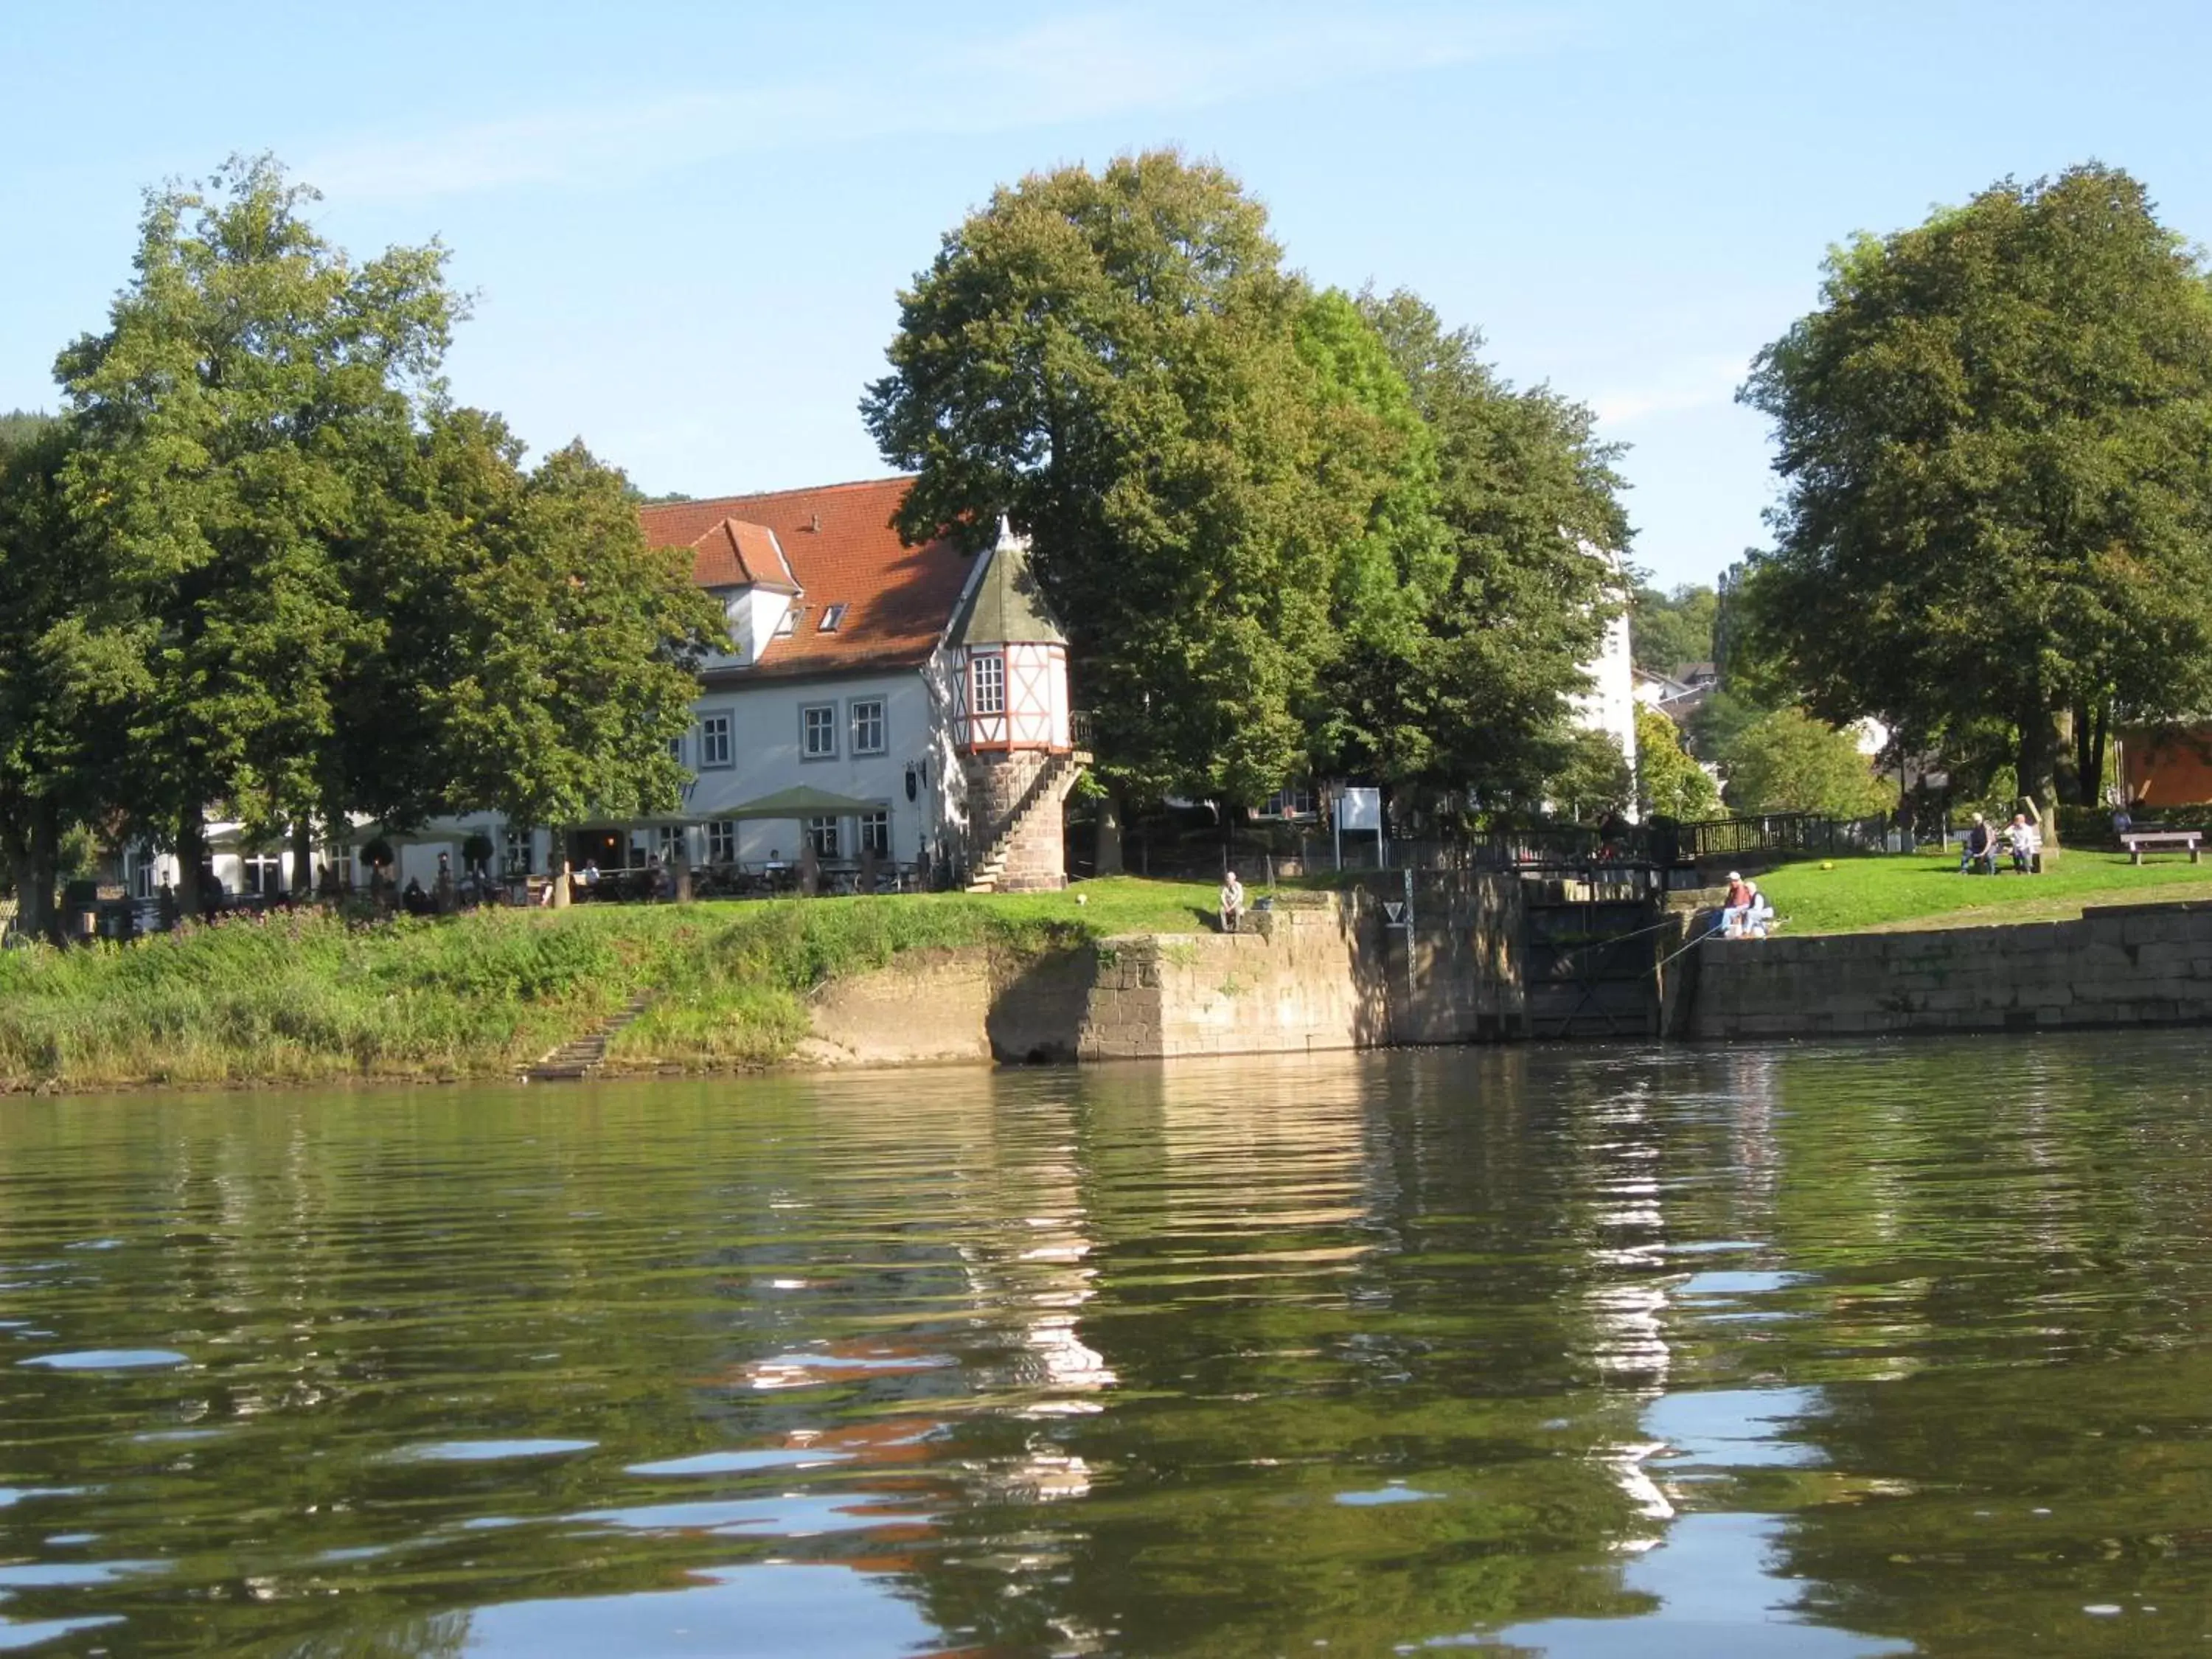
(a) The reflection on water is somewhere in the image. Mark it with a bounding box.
[4,1032,2212,1654]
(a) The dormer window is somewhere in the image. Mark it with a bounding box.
[817,603,848,633]
[773,608,796,637]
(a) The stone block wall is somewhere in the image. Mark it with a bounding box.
[1688,900,2212,1040]
[1078,902,1391,1060]
[963,749,1067,891]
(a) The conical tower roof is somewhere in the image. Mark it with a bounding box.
[950,523,1065,647]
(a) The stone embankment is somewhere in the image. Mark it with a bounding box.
[806,877,1528,1065]
[1686,899,2212,1039]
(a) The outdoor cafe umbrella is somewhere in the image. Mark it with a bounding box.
[712,785,885,821]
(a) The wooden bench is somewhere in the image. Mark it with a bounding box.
[2121,830,2202,865]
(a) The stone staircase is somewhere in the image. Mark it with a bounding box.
[524,992,655,1082]
[966,749,1090,893]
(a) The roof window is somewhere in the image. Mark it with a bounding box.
[817,603,849,633]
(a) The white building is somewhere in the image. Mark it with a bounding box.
[1570,561,1640,812]
[125,476,1083,902]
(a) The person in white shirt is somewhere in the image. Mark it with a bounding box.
[1219,870,1245,933]
[2006,813,2042,873]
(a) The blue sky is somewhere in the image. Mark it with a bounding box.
[4,1,2208,588]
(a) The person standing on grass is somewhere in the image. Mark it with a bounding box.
[1220,869,1245,933]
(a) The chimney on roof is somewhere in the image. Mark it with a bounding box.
[808,512,821,532]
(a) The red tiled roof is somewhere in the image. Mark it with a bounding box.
[687,518,799,591]
[640,477,973,679]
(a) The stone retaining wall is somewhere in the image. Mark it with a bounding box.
[1078,904,1389,1060]
[1688,900,2212,1040]
[804,874,1528,1066]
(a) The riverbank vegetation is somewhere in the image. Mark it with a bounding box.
[0,880,1218,1091]
[1759,850,2212,936]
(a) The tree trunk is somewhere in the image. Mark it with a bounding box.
[2017,703,2064,865]
[292,814,316,899]
[24,801,62,945]
[1094,793,1124,877]
[2054,706,2081,805]
[2088,702,2110,804]
[176,811,209,919]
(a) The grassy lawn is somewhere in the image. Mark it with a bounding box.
[1756,847,2212,936]
[0,877,1222,1091]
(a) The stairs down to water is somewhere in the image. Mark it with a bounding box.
[524,993,655,1082]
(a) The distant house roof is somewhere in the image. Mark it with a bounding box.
[639,477,972,679]
[950,527,1065,648]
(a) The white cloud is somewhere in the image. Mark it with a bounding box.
[1589,355,1750,426]
[304,4,1576,201]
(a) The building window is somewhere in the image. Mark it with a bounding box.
[131,844,154,901]
[707,820,737,864]
[971,653,1005,716]
[801,703,837,759]
[504,828,535,875]
[859,810,891,857]
[655,825,685,863]
[851,698,886,756]
[667,733,686,768]
[1260,784,1316,819]
[243,853,285,898]
[818,603,848,632]
[700,712,733,768]
[807,815,841,859]
[774,607,797,636]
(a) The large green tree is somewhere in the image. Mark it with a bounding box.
[1634,703,1720,820]
[0,417,148,938]
[57,155,460,912]
[1290,288,1450,784]
[1630,582,1717,678]
[1739,163,2212,813]
[864,151,1373,805]
[1357,290,1628,813]
[1721,707,1896,818]
[432,432,721,835]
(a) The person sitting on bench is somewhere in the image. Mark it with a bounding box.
[1958,815,1996,874]
[2006,813,2041,874]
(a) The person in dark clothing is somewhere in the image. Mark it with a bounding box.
[1958,814,1996,874]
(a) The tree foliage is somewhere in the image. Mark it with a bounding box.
[1357,291,1627,811]
[1634,704,1719,820]
[1738,163,2212,810]
[1720,707,1896,818]
[864,151,1340,804]
[0,155,720,922]
[1630,582,1716,677]
[864,153,1629,813]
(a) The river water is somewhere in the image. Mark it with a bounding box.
[4,1034,2212,1656]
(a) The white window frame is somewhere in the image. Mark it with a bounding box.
[859,809,891,857]
[850,698,886,756]
[707,820,737,864]
[243,853,285,899]
[503,828,535,875]
[807,815,841,859]
[818,602,848,633]
[801,703,838,760]
[700,712,734,768]
[971,652,1006,716]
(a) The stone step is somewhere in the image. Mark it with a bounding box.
[524,992,656,1083]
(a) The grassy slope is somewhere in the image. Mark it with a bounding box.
[1758,848,2212,936]
[0,878,1219,1091]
